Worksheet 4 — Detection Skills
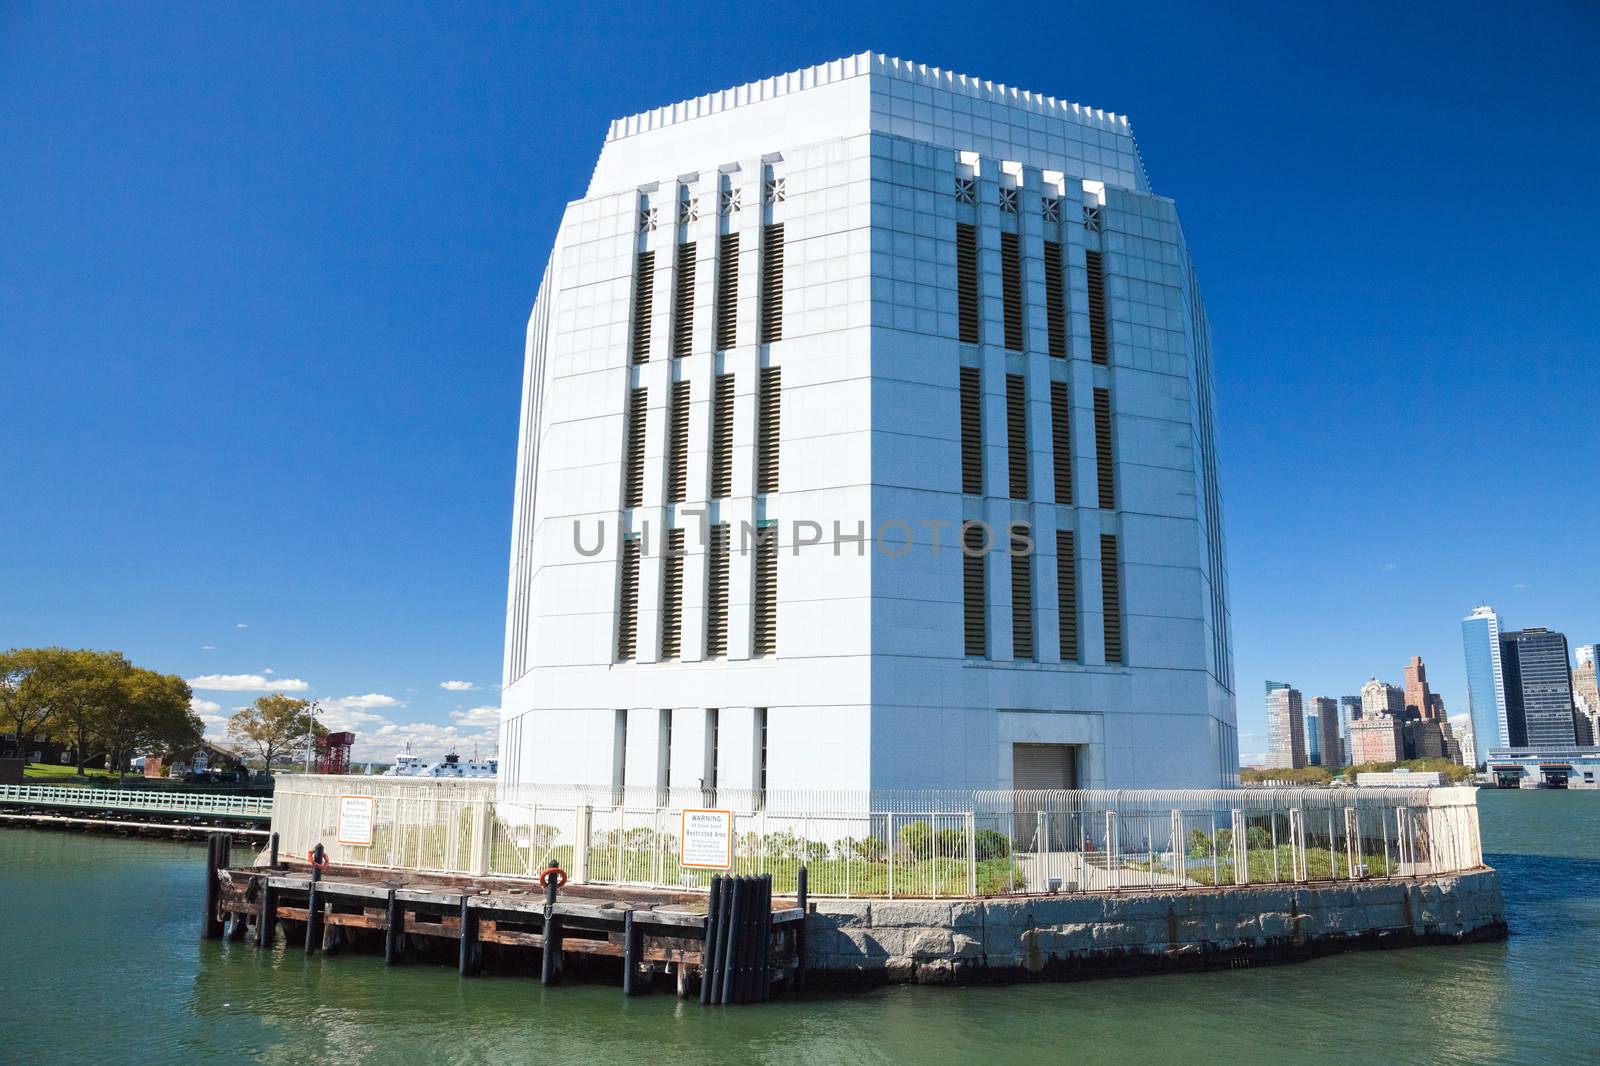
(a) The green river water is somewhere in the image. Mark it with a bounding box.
[2,789,1596,1065]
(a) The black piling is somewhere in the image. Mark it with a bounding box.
[256,875,276,948]
[795,865,809,993]
[458,895,480,976]
[719,876,743,1005]
[201,834,225,940]
[756,874,771,1002]
[303,864,323,955]
[383,889,402,965]
[699,875,721,1005]
[736,876,759,1004]
[268,831,280,867]
[540,862,562,986]
[621,910,637,996]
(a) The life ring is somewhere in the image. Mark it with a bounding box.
[308,846,330,872]
[538,865,568,890]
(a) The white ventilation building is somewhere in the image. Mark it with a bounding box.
[498,54,1237,798]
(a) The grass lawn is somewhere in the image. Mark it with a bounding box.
[22,762,120,782]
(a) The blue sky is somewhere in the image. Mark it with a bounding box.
[3,2,1596,763]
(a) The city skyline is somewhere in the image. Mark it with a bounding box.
[4,6,1598,764]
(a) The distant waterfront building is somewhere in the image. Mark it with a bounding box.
[1350,710,1403,764]
[1461,606,1510,758]
[495,54,1241,795]
[1458,722,1477,769]
[1404,656,1437,720]
[1361,677,1405,720]
[1306,711,1321,766]
[1266,685,1306,770]
[1572,645,1599,745]
[1339,695,1361,764]
[1502,628,1579,747]
[1308,696,1340,768]
[1485,744,1600,789]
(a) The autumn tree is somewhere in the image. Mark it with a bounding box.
[228,694,323,770]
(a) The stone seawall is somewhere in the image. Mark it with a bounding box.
[806,868,1506,985]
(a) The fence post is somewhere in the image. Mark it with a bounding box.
[1344,807,1359,879]
[1230,808,1247,885]
[573,804,591,884]
[1170,809,1183,888]
[469,798,492,877]
[1289,807,1306,883]
[1104,810,1118,891]
[966,811,977,898]
[886,814,895,900]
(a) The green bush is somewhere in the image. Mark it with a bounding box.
[974,828,1010,860]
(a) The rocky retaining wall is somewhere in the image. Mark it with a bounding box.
[807,868,1506,985]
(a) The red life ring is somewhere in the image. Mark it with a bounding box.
[538,866,568,889]
[308,849,330,871]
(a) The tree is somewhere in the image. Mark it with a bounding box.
[97,669,199,784]
[48,649,132,775]
[228,694,322,770]
[0,647,68,759]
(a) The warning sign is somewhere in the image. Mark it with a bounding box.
[680,808,733,869]
[336,794,376,846]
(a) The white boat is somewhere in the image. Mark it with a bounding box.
[384,748,497,779]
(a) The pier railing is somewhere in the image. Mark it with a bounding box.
[269,779,1484,899]
[0,784,273,820]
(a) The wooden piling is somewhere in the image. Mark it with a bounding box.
[795,865,808,993]
[202,835,225,940]
[699,875,721,1005]
[719,876,743,1005]
[458,895,479,976]
[303,868,322,955]
[256,875,276,948]
[621,909,637,996]
[383,889,402,965]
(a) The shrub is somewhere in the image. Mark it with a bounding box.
[974,828,1010,860]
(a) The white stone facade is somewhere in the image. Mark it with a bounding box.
[499,54,1237,797]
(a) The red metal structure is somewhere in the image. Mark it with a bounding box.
[317,731,355,775]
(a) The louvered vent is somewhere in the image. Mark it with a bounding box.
[1100,533,1123,663]
[758,367,781,494]
[660,527,684,659]
[711,373,734,499]
[624,387,647,509]
[1094,387,1115,509]
[753,525,778,655]
[962,522,987,657]
[1006,373,1028,500]
[760,223,784,343]
[672,242,696,358]
[960,366,982,495]
[1011,526,1034,660]
[667,381,690,504]
[616,537,640,660]
[715,233,740,350]
[1044,241,1066,357]
[1057,530,1078,661]
[1050,380,1072,505]
[1000,231,1024,351]
[956,223,979,344]
[705,523,729,657]
[631,251,654,364]
[1085,249,1108,365]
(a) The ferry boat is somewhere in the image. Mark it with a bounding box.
[384,747,497,779]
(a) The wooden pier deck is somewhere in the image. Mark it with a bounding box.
[205,835,808,1004]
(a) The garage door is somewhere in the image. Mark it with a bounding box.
[1013,743,1076,790]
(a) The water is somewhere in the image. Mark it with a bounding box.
[2,790,1596,1065]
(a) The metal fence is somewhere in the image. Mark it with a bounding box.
[269,778,1484,899]
[0,784,273,818]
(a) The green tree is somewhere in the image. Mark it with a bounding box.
[48,649,133,775]
[228,694,322,770]
[0,647,68,759]
[98,669,199,784]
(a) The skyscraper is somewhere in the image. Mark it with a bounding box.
[1501,628,1579,747]
[1405,655,1437,720]
[1339,695,1361,764]
[1309,696,1341,768]
[1461,606,1510,758]
[1573,644,1599,744]
[496,54,1239,795]
[1266,686,1306,770]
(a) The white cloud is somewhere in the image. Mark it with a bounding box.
[1513,582,1531,590]
[316,694,406,733]
[201,645,217,651]
[263,667,275,674]
[190,697,222,714]
[1377,562,1398,572]
[450,705,500,728]
[235,623,250,629]
[439,680,477,691]
[188,673,310,692]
